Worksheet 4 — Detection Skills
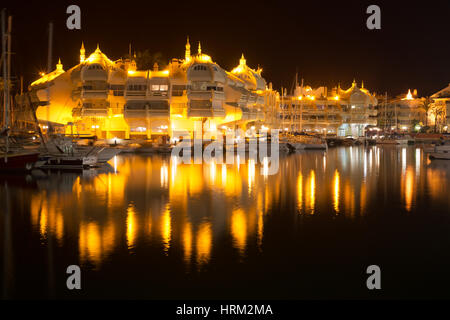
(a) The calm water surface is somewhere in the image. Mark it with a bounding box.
[1,146,450,299]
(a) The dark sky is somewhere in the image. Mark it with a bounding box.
[3,0,450,96]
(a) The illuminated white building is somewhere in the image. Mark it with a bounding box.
[25,39,280,139]
[280,80,378,137]
[378,89,427,132]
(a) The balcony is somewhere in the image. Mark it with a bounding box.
[81,89,108,100]
[125,90,146,99]
[81,108,108,117]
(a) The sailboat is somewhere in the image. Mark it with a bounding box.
[1,10,39,171]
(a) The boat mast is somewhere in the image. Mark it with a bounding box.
[2,9,11,161]
[300,78,303,133]
[46,22,53,133]
[384,92,387,132]
[2,9,7,130]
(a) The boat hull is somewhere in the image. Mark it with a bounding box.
[0,152,40,171]
[376,139,408,145]
[429,152,450,160]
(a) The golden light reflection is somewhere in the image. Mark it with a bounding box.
[333,170,340,213]
[55,213,64,244]
[126,203,137,249]
[307,170,316,214]
[183,222,193,265]
[404,167,414,211]
[209,161,216,185]
[196,221,212,267]
[39,208,48,237]
[161,206,172,255]
[171,156,178,184]
[297,172,303,211]
[248,159,256,193]
[221,164,227,186]
[263,157,269,178]
[31,195,65,244]
[257,210,263,250]
[231,209,247,256]
[161,163,169,188]
[79,222,101,265]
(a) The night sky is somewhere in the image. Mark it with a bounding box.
[3,0,450,96]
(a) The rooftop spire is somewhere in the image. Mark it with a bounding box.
[80,41,86,63]
[198,41,201,55]
[240,53,246,67]
[56,58,63,72]
[185,36,191,62]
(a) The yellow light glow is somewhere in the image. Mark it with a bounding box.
[79,222,102,266]
[297,172,303,211]
[127,70,135,75]
[308,170,316,214]
[183,222,193,265]
[334,95,339,101]
[403,89,414,100]
[333,170,340,213]
[248,159,255,193]
[196,221,212,267]
[405,167,414,211]
[231,209,247,256]
[126,203,137,249]
[161,206,171,255]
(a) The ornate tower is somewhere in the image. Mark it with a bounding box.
[80,41,85,63]
[240,53,246,67]
[185,36,191,62]
[56,58,63,71]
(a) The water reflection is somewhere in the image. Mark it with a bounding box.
[2,146,450,275]
[333,170,340,213]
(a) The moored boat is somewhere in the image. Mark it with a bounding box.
[0,152,40,170]
[429,151,450,160]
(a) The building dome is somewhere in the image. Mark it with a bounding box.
[231,54,266,91]
[187,63,227,83]
[81,63,108,81]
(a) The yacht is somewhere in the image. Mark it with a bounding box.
[376,135,408,145]
[429,143,450,160]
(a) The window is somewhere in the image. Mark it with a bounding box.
[128,84,146,91]
[88,64,104,70]
[172,85,185,96]
[110,84,124,96]
[193,65,207,71]
[190,100,211,109]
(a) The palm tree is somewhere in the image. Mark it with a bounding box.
[421,96,432,127]
[429,103,445,132]
[124,50,167,70]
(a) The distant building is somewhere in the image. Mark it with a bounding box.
[280,80,378,137]
[377,89,427,132]
[430,83,450,132]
